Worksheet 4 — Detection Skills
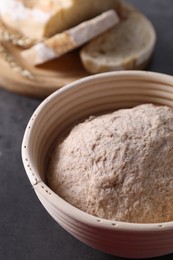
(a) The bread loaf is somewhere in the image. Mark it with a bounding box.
[21,10,119,66]
[80,9,156,73]
[0,0,122,40]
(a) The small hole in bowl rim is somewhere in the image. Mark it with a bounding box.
[158,224,164,228]
[94,217,167,229]
[112,222,119,227]
[96,219,118,226]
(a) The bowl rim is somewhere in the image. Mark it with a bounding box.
[22,70,173,231]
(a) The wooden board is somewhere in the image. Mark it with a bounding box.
[0,23,89,99]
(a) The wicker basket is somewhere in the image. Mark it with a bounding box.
[22,71,173,258]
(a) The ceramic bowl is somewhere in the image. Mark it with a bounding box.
[22,71,173,259]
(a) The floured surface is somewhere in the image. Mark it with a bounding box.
[48,104,173,223]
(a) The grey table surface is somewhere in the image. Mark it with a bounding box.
[1,1,173,259]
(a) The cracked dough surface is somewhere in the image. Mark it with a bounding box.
[48,104,173,223]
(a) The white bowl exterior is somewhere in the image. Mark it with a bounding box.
[22,71,173,258]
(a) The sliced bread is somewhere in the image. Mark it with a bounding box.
[80,9,156,74]
[0,0,122,40]
[21,10,119,66]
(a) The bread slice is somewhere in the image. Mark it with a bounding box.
[80,9,156,74]
[0,0,122,40]
[21,10,119,66]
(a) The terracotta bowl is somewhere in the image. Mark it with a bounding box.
[22,71,173,259]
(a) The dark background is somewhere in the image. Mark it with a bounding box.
[1,1,173,259]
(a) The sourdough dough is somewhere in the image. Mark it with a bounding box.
[48,104,173,223]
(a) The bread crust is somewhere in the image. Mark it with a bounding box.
[21,10,119,65]
[0,0,122,40]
